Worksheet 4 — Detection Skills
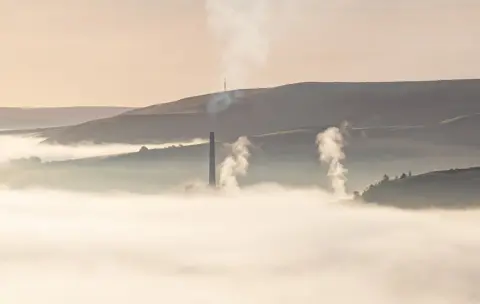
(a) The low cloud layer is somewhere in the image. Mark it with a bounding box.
[0,185,479,303]
[0,135,206,163]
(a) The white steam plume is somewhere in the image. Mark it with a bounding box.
[205,0,271,113]
[1,186,480,303]
[316,127,348,198]
[206,0,270,88]
[219,136,251,191]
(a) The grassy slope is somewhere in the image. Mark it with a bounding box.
[37,79,480,144]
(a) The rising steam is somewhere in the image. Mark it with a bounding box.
[316,127,348,198]
[206,0,270,88]
[219,136,251,191]
[205,0,271,113]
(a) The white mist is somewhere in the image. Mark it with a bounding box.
[219,136,251,191]
[316,127,349,198]
[0,186,479,303]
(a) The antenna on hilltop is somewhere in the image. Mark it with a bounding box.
[224,77,227,92]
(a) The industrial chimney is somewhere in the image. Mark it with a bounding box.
[209,131,216,187]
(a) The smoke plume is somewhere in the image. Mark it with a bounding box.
[205,0,271,113]
[206,0,270,88]
[316,127,348,198]
[219,136,251,191]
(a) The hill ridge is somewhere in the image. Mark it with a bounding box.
[14,78,480,144]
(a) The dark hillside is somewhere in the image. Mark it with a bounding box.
[362,167,480,208]
[36,79,480,145]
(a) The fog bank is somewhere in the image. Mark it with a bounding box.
[0,186,479,303]
[0,135,206,163]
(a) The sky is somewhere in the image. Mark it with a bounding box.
[0,0,479,107]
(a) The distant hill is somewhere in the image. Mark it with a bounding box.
[34,79,480,145]
[361,167,480,209]
[0,107,133,130]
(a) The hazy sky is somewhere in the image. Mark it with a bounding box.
[1,0,479,107]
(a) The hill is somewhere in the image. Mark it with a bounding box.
[36,79,480,145]
[0,107,133,130]
[361,167,480,208]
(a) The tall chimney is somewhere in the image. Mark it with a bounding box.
[209,131,216,187]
